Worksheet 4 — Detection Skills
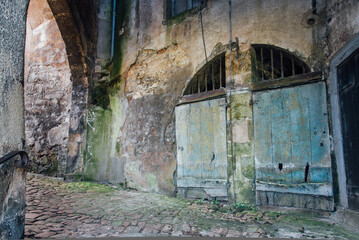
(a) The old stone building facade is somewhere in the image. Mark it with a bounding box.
[0,0,359,238]
[84,0,359,211]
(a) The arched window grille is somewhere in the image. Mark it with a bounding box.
[184,53,226,96]
[252,45,311,81]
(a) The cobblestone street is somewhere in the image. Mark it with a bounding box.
[25,174,358,239]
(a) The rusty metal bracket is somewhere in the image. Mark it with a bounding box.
[0,151,29,168]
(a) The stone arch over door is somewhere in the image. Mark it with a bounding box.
[175,54,228,201]
[25,0,89,175]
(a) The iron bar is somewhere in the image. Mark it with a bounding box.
[205,71,208,92]
[261,47,264,80]
[292,56,295,76]
[198,75,200,93]
[220,57,222,88]
[280,51,284,78]
[271,48,274,79]
[212,62,215,90]
[0,151,29,168]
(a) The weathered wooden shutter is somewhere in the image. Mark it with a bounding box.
[175,98,228,200]
[253,82,332,196]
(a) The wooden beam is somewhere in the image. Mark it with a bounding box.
[178,88,226,105]
[251,72,322,92]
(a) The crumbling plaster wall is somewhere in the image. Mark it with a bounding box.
[87,0,328,198]
[0,0,29,239]
[326,0,359,60]
[25,0,72,175]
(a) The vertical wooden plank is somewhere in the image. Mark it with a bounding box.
[253,91,272,181]
[188,102,201,178]
[211,98,228,180]
[198,100,211,178]
[175,104,188,179]
[306,82,331,182]
[289,85,310,183]
[270,88,291,182]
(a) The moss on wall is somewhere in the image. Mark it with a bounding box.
[83,106,112,181]
[84,77,125,183]
[227,91,255,205]
[231,93,252,120]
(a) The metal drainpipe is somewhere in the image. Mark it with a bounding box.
[228,0,236,203]
[111,0,117,60]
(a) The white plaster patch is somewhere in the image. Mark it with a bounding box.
[233,120,249,143]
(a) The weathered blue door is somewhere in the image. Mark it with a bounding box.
[175,98,228,200]
[253,82,333,198]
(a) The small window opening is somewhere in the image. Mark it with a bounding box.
[184,53,226,96]
[168,0,204,17]
[252,45,310,81]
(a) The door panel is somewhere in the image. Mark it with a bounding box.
[253,82,332,195]
[338,49,359,210]
[175,98,227,199]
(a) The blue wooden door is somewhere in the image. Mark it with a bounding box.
[253,82,333,197]
[175,98,228,200]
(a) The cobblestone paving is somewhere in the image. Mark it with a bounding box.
[25,174,358,239]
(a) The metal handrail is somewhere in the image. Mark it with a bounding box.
[0,151,29,168]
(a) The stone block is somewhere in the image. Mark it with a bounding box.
[47,124,68,146]
[233,120,250,143]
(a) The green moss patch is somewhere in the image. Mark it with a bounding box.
[62,182,116,193]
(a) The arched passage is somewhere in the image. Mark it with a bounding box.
[24,0,90,176]
[46,0,90,175]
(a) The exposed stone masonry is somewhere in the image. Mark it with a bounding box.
[0,0,29,239]
[25,0,72,175]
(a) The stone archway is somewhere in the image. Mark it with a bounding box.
[46,0,89,175]
[24,0,89,176]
